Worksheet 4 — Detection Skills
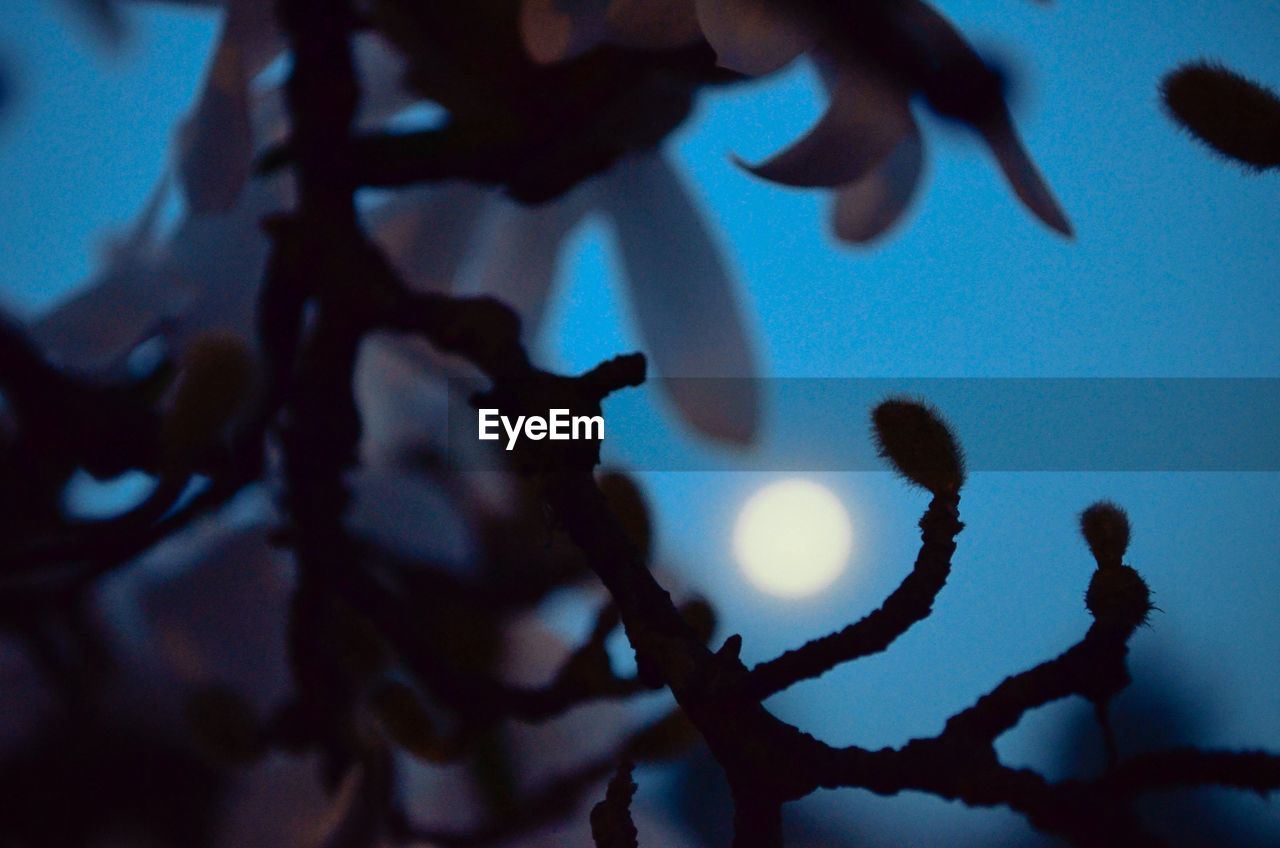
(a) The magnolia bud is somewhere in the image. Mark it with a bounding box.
[162,333,255,461]
[871,398,966,496]
[1079,501,1130,569]
[1085,564,1152,629]
[1161,62,1280,170]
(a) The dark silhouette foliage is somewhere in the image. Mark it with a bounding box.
[0,2,1277,848]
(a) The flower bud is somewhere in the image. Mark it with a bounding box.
[1161,62,1280,170]
[161,333,255,461]
[1080,501,1130,569]
[871,398,965,496]
[1085,564,1152,629]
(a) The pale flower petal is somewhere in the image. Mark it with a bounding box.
[458,186,595,335]
[601,153,759,445]
[138,525,293,711]
[737,53,913,188]
[832,115,924,243]
[693,0,817,75]
[976,110,1074,237]
[368,183,493,294]
[32,260,200,372]
[177,24,254,214]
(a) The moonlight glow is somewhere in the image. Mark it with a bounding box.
[733,479,854,598]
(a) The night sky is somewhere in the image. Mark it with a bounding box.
[2,1,1278,843]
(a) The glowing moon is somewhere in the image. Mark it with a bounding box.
[733,479,854,598]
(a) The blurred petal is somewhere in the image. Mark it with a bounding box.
[605,0,701,50]
[139,525,293,711]
[177,24,253,214]
[32,261,199,371]
[29,170,186,370]
[737,54,912,187]
[893,0,1072,236]
[977,111,1073,237]
[368,183,492,293]
[832,115,924,243]
[693,0,816,75]
[217,753,347,848]
[161,178,289,348]
[519,0,609,64]
[354,33,419,130]
[601,153,759,444]
[459,186,594,336]
[348,465,471,566]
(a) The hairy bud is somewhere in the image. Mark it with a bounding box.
[1161,62,1280,170]
[1080,501,1130,569]
[871,398,966,496]
[1085,564,1153,629]
[161,333,256,461]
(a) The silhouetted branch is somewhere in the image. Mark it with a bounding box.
[1109,748,1280,796]
[942,618,1136,743]
[746,494,962,699]
[10,3,1274,848]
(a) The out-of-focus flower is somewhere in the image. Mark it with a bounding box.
[522,0,1074,242]
[38,0,760,445]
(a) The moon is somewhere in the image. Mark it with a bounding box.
[733,479,854,599]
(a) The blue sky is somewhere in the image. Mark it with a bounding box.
[2,1,1278,843]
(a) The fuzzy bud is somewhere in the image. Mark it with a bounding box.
[1080,501,1131,569]
[871,398,966,497]
[1161,62,1280,170]
[1085,564,1153,629]
[161,333,255,461]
